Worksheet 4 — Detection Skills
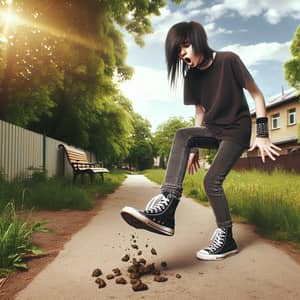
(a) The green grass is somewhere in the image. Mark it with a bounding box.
[0,169,126,212]
[0,202,47,278]
[143,168,300,244]
[0,169,126,276]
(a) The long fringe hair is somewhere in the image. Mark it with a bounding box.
[165,21,214,87]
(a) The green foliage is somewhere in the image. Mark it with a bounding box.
[126,112,154,170]
[204,148,218,164]
[0,202,47,274]
[284,26,300,90]
[0,0,184,166]
[83,169,127,197]
[106,0,184,47]
[144,168,300,243]
[0,169,126,211]
[154,116,192,165]
[284,25,300,142]
[131,140,154,170]
[143,168,165,184]
[88,95,134,165]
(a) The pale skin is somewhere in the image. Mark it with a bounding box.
[178,42,281,175]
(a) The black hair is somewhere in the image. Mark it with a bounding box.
[165,21,214,87]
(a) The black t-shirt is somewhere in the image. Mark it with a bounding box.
[184,51,253,148]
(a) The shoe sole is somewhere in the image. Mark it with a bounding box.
[120,206,174,236]
[196,249,239,261]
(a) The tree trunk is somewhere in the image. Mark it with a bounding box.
[0,48,15,119]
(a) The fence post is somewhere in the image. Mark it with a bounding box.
[42,134,46,173]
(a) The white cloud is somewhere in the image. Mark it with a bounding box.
[146,9,187,44]
[124,1,299,49]
[119,66,183,107]
[123,5,233,48]
[264,8,281,24]
[189,9,201,17]
[205,23,233,36]
[184,0,204,10]
[200,0,300,24]
[152,7,171,23]
[201,3,228,21]
[221,41,292,67]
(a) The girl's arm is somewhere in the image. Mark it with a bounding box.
[195,105,205,126]
[245,80,266,117]
[245,80,281,162]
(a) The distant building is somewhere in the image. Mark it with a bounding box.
[248,88,300,157]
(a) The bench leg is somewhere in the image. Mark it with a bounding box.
[73,173,78,184]
[101,173,104,182]
[81,173,85,184]
[89,172,94,184]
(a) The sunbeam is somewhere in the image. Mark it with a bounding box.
[0,4,103,51]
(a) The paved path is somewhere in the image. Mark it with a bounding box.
[16,175,300,300]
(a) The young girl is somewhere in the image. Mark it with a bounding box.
[121,21,281,260]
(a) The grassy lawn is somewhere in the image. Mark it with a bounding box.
[0,169,126,277]
[144,168,300,245]
[0,170,126,211]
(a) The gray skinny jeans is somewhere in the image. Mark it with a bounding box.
[161,126,245,228]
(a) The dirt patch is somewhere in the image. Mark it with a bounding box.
[269,240,300,265]
[0,197,106,300]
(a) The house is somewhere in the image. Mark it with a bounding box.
[247,88,300,157]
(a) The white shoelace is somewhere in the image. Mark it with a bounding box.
[144,194,169,214]
[207,228,226,252]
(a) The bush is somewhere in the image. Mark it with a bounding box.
[0,202,46,277]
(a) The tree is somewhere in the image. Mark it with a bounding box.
[284,26,300,91]
[0,0,183,123]
[0,11,62,125]
[284,25,300,140]
[154,116,192,167]
[0,1,134,126]
[0,0,184,165]
[126,113,154,170]
[88,95,133,166]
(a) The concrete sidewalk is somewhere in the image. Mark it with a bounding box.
[16,175,300,300]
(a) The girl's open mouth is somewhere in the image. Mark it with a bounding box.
[184,57,191,64]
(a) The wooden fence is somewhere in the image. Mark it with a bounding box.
[0,120,96,181]
[234,151,300,173]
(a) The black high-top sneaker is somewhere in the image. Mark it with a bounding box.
[196,227,238,260]
[120,193,179,236]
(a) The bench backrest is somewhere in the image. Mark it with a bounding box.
[59,144,89,166]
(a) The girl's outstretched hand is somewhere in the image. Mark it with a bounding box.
[187,151,200,174]
[248,137,281,163]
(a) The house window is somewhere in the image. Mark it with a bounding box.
[288,108,296,125]
[271,113,280,129]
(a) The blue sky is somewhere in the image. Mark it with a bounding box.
[119,0,300,131]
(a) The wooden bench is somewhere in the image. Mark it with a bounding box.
[59,144,109,183]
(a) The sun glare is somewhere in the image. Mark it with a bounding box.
[0,35,8,43]
[1,10,19,26]
[0,3,103,51]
